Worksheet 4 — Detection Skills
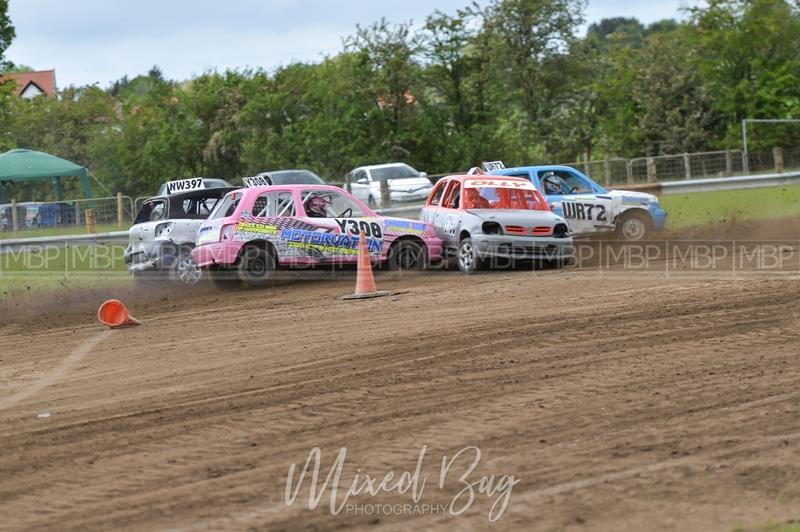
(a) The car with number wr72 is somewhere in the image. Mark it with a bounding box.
[490,165,666,240]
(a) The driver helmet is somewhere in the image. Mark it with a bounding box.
[541,172,563,195]
[305,195,330,218]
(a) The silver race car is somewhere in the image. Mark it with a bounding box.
[420,171,573,272]
[125,185,237,283]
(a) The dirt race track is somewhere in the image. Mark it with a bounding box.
[2,222,800,531]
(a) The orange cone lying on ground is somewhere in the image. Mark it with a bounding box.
[343,232,390,300]
[97,299,141,328]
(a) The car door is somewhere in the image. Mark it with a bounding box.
[537,169,614,234]
[435,180,462,253]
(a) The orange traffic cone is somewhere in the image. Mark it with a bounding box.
[343,232,390,300]
[97,299,141,329]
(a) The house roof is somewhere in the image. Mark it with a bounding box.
[0,70,57,98]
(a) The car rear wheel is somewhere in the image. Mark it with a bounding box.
[171,245,202,284]
[616,211,650,241]
[237,245,276,287]
[388,240,427,271]
[457,237,484,273]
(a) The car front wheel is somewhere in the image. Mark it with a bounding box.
[388,240,427,271]
[457,237,484,273]
[616,211,651,241]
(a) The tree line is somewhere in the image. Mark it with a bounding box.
[1,0,800,200]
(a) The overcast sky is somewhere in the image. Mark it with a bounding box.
[6,0,692,89]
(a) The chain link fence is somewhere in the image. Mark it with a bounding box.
[0,195,134,233]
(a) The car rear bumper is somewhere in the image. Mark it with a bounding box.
[124,242,173,272]
[472,234,574,260]
[192,241,243,268]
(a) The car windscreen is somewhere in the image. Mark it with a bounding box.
[464,187,548,211]
[208,192,242,219]
[370,165,420,181]
[168,194,224,219]
[270,171,325,185]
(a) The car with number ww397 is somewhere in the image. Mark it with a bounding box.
[191,184,444,288]
[125,183,237,284]
[489,164,666,241]
[419,170,573,273]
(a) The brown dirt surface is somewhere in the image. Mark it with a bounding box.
[2,219,800,531]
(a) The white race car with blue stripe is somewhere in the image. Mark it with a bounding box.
[490,165,667,241]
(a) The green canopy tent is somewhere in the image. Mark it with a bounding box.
[0,149,93,203]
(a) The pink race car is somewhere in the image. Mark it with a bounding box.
[192,184,443,287]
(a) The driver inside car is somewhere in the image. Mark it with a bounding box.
[304,195,331,218]
[463,188,492,209]
[541,172,566,195]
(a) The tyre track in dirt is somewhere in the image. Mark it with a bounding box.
[1,267,799,530]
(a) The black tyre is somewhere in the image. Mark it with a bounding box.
[237,245,276,287]
[457,237,484,273]
[615,211,651,241]
[387,239,427,271]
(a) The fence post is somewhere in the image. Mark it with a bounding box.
[116,192,124,228]
[74,202,81,227]
[10,199,18,231]
[725,150,733,176]
[380,180,391,209]
[344,173,352,193]
[582,152,590,175]
[646,157,657,183]
[773,147,784,172]
[85,209,97,234]
[683,153,691,179]
[603,155,611,186]
[626,161,634,185]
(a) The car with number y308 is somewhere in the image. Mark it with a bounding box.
[490,165,666,241]
[191,184,444,288]
[419,172,573,273]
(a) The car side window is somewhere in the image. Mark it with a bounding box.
[441,181,461,209]
[427,180,447,206]
[253,191,295,217]
[354,169,368,184]
[209,192,242,219]
[560,171,594,194]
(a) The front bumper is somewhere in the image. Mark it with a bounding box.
[472,234,574,261]
[192,241,243,268]
[649,204,667,231]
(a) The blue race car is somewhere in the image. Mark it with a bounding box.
[490,165,666,240]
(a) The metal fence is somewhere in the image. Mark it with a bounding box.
[0,195,134,233]
[561,147,800,186]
